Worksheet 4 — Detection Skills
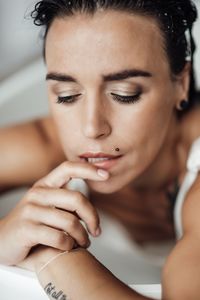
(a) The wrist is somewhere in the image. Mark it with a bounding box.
[35,247,86,274]
[36,247,113,300]
[34,246,62,273]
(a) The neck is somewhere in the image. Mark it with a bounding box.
[129,113,187,191]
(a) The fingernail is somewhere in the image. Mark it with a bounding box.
[95,226,102,237]
[97,169,109,179]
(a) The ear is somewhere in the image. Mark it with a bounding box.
[173,62,191,108]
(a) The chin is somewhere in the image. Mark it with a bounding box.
[86,177,125,194]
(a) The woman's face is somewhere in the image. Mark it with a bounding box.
[45,10,182,194]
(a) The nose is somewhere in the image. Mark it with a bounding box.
[81,94,112,139]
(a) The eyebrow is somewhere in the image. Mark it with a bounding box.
[46,69,153,83]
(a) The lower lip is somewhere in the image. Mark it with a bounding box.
[81,156,123,170]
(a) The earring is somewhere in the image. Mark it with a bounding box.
[178,99,189,111]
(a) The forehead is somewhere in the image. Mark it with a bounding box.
[45,10,170,76]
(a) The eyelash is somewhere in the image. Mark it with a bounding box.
[57,94,82,104]
[56,92,142,105]
[110,92,141,104]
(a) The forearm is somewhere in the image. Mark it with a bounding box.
[36,248,152,300]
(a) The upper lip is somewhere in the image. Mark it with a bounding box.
[79,152,121,158]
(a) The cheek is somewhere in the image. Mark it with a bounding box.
[121,95,173,162]
[49,101,81,153]
[120,99,171,142]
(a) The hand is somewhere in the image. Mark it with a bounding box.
[0,161,109,266]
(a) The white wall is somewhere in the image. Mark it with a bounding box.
[0,0,41,81]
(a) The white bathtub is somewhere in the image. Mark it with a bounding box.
[0,263,161,300]
[0,59,169,299]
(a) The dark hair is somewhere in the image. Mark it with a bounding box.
[31,0,199,114]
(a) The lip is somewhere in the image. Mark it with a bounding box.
[79,152,120,159]
[79,153,123,170]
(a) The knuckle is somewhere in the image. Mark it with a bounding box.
[65,236,75,251]
[60,218,71,231]
[67,217,79,231]
[32,179,43,187]
[73,191,85,205]
[25,188,36,201]
[27,187,41,200]
[21,203,35,219]
[54,232,69,248]
[79,234,88,247]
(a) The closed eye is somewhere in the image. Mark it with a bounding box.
[56,93,82,104]
[56,92,142,105]
[111,92,142,104]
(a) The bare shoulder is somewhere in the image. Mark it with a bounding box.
[36,115,57,138]
[34,115,66,166]
[0,115,66,188]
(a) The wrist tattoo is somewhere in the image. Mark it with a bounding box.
[44,282,69,300]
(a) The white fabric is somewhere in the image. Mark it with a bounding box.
[174,136,200,239]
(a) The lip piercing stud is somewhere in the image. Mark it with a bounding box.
[115,148,120,152]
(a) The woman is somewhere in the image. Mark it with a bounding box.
[1,0,200,299]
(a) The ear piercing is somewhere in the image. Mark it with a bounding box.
[178,99,189,111]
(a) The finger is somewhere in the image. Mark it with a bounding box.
[27,187,100,236]
[25,223,76,251]
[34,161,109,189]
[28,204,90,248]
